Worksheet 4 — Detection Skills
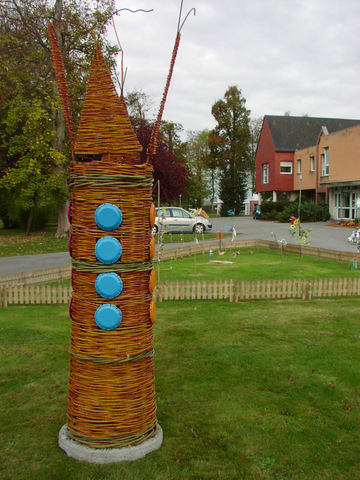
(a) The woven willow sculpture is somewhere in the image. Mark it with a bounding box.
[49,5,194,459]
[67,48,158,450]
[65,48,158,450]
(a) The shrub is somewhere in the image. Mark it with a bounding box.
[3,199,58,231]
[261,200,290,221]
[279,203,298,223]
[261,200,288,213]
[278,201,330,223]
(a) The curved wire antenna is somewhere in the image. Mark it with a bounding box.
[113,8,154,16]
[177,2,196,33]
[99,8,154,31]
[146,2,195,164]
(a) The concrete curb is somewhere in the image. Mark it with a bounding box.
[58,424,163,464]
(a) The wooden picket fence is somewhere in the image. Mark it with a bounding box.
[1,283,72,307]
[1,277,360,307]
[155,277,360,302]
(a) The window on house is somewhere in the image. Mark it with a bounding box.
[280,162,293,174]
[297,159,302,174]
[321,148,329,176]
[262,163,269,184]
[310,156,315,172]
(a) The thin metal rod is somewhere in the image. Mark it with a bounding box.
[178,7,196,32]
[177,0,184,32]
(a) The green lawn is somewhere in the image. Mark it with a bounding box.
[1,300,359,480]
[157,247,360,282]
[0,228,68,257]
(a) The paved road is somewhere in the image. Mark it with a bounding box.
[0,218,358,275]
[211,217,358,253]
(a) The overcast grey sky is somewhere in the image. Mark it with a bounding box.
[109,0,360,134]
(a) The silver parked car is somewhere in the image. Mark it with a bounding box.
[153,207,212,234]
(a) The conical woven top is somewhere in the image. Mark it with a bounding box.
[74,49,142,155]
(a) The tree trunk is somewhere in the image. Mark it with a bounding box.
[52,0,70,238]
[55,200,70,237]
[25,207,34,236]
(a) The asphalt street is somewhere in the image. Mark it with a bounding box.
[0,218,358,276]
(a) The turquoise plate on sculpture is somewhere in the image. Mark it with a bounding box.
[94,203,122,231]
[95,272,123,299]
[95,236,122,264]
[94,304,122,331]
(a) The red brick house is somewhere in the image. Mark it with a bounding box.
[255,115,360,203]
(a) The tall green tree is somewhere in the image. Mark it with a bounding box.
[210,86,251,216]
[0,95,66,234]
[184,130,211,208]
[0,0,118,234]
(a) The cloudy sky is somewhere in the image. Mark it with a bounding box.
[109,0,360,135]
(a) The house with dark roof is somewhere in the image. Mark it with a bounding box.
[255,116,360,216]
[293,124,360,221]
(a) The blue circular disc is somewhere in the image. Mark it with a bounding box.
[95,304,122,331]
[95,237,122,264]
[95,272,123,299]
[95,203,122,231]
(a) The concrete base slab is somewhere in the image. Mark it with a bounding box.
[58,424,163,464]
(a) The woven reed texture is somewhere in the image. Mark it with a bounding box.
[70,289,154,356]
[72,270,155,297]
[66,47,158,448]
[70,161,154,263]
[67,356,157,447]
[74,49,142,156]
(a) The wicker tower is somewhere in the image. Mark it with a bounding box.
[57,48,161,462]
[49,3,194,459]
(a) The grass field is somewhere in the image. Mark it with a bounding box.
[0,228,68,257]
[1,300,359,480]
[156,247,359,283]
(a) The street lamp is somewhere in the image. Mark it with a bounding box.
[179,194,182,208]
[298,175,302,220]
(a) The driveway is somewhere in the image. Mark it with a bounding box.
[210,217,358,253]
[0,218,358,275]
